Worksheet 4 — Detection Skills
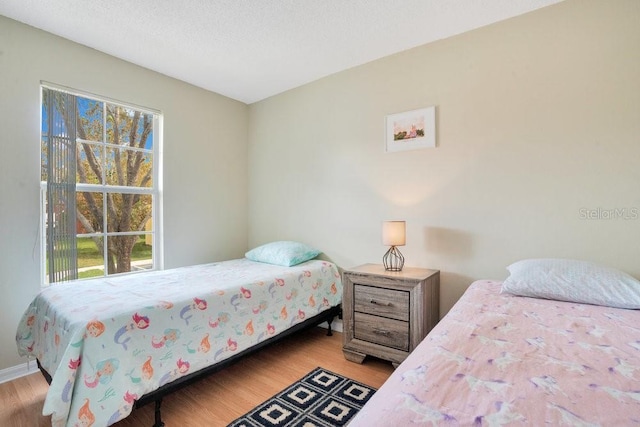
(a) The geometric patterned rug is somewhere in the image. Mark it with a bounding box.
[227,367,377,426]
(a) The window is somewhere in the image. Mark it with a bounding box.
[41,84,162,284]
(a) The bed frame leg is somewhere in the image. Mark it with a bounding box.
[153,398,165,427]
[326,317,334,336]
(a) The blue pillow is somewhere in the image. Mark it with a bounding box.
[245,241,321,267]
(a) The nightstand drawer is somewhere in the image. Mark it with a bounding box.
[354,284,409,321]
[354,312,409,351]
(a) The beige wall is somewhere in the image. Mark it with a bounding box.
[248,0,640,315]
[0,16,249,370]
[1,0,639,374]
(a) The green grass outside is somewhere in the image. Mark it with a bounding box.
[77,236,151,267]
[79,269,105,279]
[77,236,152,279]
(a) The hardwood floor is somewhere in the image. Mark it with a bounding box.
[0,328,394,426]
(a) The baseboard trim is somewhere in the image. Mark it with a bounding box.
[0,359,39,384]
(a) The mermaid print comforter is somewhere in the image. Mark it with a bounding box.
[350,280,640,426]
[16,259,342,426]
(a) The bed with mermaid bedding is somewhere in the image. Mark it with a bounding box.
[16,242,343,427]
[349,259,640,426]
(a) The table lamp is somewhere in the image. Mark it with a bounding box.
[382,220,405,271]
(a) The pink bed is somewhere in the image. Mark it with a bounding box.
[350,279,640,425]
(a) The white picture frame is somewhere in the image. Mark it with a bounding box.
[385,106,436,152]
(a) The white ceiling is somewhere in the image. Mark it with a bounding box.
[0,0,563,104]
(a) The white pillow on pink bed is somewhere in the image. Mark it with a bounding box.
[501,258,640,309]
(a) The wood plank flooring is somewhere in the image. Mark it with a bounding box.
[0,328,394,426]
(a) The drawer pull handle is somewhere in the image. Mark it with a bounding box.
[374,329,391,336]
[370,299,392,307]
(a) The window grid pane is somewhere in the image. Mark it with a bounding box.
[42,85,159,284]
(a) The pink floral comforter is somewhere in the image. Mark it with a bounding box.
[351,280,640,426]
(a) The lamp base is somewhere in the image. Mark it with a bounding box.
[383,246,405,271]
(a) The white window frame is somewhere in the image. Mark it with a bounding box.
[40,82,163,285]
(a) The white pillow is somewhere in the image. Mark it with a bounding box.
[245,241,321,267]
[501,258,640,309]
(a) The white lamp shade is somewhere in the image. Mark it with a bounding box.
[382,221,406,246]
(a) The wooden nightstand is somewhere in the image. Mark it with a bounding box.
[342,263,440,366]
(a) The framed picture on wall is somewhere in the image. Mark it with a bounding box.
[385,106,436,152]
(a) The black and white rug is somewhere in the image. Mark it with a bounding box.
[227,367,376,426]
